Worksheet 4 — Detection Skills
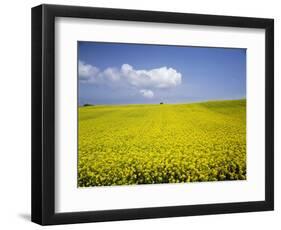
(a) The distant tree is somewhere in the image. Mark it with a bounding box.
[83,103,93,107]
[160,102,164,104]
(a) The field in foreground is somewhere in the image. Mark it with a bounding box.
[78,99,246,187]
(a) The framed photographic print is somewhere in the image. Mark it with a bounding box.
[31,4,274,225]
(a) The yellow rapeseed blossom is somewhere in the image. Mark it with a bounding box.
[78,99,246,187]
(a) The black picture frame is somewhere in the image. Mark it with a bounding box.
[31,4,274,225]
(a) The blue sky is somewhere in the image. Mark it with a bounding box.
[78,41,246,105]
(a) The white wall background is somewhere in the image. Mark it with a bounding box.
[0,0,278,229]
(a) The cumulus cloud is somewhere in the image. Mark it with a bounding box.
[79,61,99,82]
[140,89,154,98]
[79,61,182,98]
[120,64,181,89]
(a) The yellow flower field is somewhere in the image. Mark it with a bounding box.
[78,99,246,187]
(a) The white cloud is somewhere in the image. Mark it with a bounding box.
[120,64,181,89]
[78,61,182,98]
[79,61,99,82]
[140,89,154,98]
[103,67,120,82]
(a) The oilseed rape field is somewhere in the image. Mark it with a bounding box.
[78,99,246,187]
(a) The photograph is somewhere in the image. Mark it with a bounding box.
[77,42,247,187]
[30,4,274,225]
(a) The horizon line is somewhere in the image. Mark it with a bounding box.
[79,98,246,107]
